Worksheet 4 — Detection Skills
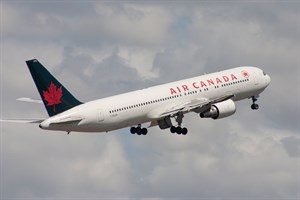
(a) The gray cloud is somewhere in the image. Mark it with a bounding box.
[281,136,300,157]
[2,1,172,49]
[53,46,155,100]
[1,1,299,200]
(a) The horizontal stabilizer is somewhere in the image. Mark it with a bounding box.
[17,97,43,104]
[0,119,44,123]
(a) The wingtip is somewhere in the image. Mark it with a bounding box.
[26,59,38,64]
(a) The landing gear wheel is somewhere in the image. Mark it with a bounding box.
[181,128,188,135]
[176,127,182,134]
[251,103,259,110]
[251,96,259,110]
[170,126,176,133]
[141,128,148,135]
[136,127,141,132]
[169,125,188,135]
[130,125,148,135]
[130,127,136,134]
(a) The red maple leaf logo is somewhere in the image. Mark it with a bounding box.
[241,70,250,78]
[43,82,62,112]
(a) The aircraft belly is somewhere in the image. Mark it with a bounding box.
[94,111,150,132]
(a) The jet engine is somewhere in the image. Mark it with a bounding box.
[200,99,236,119]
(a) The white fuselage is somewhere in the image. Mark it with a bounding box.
[40,66,271,132]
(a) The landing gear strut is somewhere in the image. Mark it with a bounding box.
[170,113,188,135]
[251,96,259,110]
[130,125,148,135]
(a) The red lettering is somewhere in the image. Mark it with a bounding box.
[170,88,177,95]
[207,79,214,85]
[223,76,229,82]
[231,74,237,80]
[200,81,207,87]
[216,77,222,84]
[182,85,189,91]
[192,82,199,89]
[176,87,181,93]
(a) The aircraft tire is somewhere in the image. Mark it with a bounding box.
[182,128,188,135]
[176,127,182,134]
[170,126,176,133]
[130,127,136,134]
[251,104,259,110]
[142,128,148,135]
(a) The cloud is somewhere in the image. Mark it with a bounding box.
[2,125,133,199]
[2,2,173,48]
[125,117,299,199]
[52,46,157,101]
[1,1,299,200]
[281,136,300,158]
[93,3,173,46]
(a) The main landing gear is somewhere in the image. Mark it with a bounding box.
[251,96,259,110]
[170,126,188,135]
[130,125,148,135]
[170,113,188,135]
[130,113,189,136]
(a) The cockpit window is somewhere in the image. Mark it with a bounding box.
[263,71,266,76]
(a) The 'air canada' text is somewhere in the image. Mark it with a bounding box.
[169,74,238,95]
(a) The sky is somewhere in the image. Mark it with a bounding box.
[0,0,299,200]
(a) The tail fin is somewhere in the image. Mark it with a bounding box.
[26,59,82,117]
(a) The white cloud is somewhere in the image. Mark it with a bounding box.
[2,125,133,198]
[131,117,299,198]
[93,3,173,46]
[118,47,159,79]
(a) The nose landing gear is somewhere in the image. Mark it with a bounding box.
[251,96,259,110]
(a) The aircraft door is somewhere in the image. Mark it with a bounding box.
[253,72,260,86]
[98,109,105,122]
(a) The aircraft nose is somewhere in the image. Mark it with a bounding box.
[265,74,271,86]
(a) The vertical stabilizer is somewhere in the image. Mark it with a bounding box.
[26,59,82,117]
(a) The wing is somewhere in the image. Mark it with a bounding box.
[147,94,234,119]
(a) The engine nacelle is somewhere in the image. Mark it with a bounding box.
[200,99,236,119]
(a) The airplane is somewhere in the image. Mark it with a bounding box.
[1,59,271,135]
